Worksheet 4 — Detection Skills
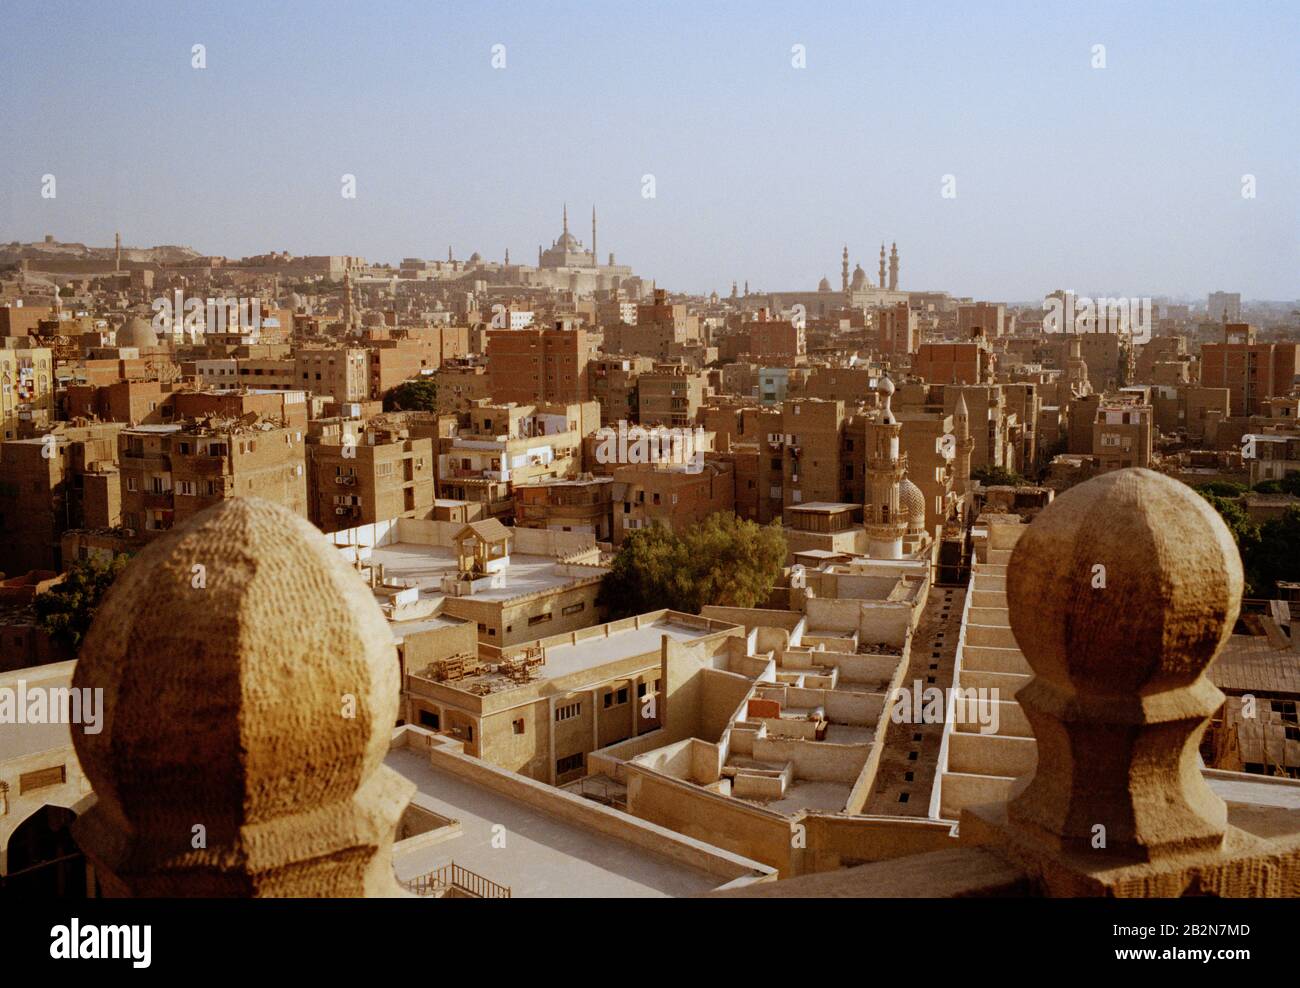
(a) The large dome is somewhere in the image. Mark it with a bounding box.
[850,264,867,290]
[116,315,159,348]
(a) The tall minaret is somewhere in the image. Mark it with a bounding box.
[841,245,850,299]
[115,232,122,272]
[955,390,974,499]
[865,376,908,559]
[889,242,899,290]
[591,206,597,265]
[563,202,569,239]
[342,269,355,334]
[878,244,887,289]
[505,247,510,265]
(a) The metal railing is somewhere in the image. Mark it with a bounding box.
[403,861,511,898]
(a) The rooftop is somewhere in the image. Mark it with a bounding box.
[368,541,598,604]
[386,745,752,897]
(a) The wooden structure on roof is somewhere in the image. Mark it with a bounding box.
[453,519,511,577]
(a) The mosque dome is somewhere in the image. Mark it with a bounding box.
[899,478,926,528]
[817,276,832,292]
[116,315,159,348]
[850,264,867,290]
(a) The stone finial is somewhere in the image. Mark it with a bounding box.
[71,497,412,897]
[1005,468,1241,863]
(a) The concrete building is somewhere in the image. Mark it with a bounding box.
[308,423,434,533]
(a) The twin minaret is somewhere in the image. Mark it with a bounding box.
[842,242,901,299]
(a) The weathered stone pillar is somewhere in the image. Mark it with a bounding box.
[71,497,413,897]
[963,467,1300,896]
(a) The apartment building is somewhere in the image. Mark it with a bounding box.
[587,354,654,426]
[401,610,738,785]
[957,302,1006,340]
[118,417,307,538]
[0,341,54,441]
[308,424,435,532]
[294,346,369,403]
[1092,401,1153,472]
[514,475,615,541]
[876,302,916,358]
[637,363,706,428]
[431,360,491,413]
[612,459,735,544]
[1201,324,1299,418]
[437,400,599,520]
[912,342,989,385]
[0,422,124,574]
[486,325,597,405]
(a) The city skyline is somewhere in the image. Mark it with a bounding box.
[2,0,1297,301]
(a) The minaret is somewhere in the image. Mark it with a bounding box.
[342,269,355,334]
[115,232,121,272]
[504,247,510,265]
[563,202,569,239]
[841,245,849,298]
[878,244,887,290]
[591,206,597,266]
[865,376,908,559]
[447,246,453,263]
[889,242,899,290]
[955,390,974,499]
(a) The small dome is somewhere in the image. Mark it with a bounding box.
[116,315,159,348]
[817,276,831,292]
[899,479,926,527]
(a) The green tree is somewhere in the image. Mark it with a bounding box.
[382,377,438,413]
[1252,506,1300,597]
[1194,486,1262,595]
[35,553,130,653]
[972,465,1026,487]
[597,512,787,619]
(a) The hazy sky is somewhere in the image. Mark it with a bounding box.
[1,0,1296,301]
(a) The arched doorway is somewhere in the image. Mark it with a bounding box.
[1,805,87,898]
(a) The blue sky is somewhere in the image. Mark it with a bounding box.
[1,0,1296,301]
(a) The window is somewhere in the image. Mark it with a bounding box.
[556,753,584,775]
[555,702,581,722]
[603,692,614,709]
[562,602,585,616]
[527,612,552,626]
[512,718,525,734]
[616,686,629,705]
[637,682,647,697]
[418,710,440,730]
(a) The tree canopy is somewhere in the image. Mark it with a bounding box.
[35,553,130,653]
[972,464,1027,487]
[382,377,438,413]
[597,512,787,619]
[1193,485,1300,597]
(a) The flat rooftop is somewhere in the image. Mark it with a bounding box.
[446,616,719,691]
[368,541,598,603]
[386,747,727,897]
